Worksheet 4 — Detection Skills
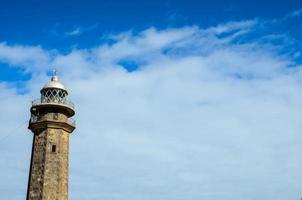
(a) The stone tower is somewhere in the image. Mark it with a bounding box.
[26,72,75,200]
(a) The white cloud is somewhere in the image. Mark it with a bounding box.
[206,20,257,35]
[65,24,99,36]
[284,8,302,19]
[66,27,82,36]
[0,42,52,72]
[1,20,302,200]
[0,42,56,73]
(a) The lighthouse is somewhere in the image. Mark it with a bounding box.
[26,72,75,200]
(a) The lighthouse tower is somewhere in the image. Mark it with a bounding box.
[27,72,75,200]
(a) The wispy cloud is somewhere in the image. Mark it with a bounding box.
[65,24,99,36]
[65,27,82,36]
[284,8,302,19]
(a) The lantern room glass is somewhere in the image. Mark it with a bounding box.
[41,88,68,104]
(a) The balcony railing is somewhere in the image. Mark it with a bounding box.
[30,114,76,126]
[67,118,76,126]
[32,98,75,110]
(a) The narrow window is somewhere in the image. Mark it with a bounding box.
[53,113,59,120]
[51,145,56,153]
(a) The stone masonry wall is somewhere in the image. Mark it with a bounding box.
[27,113,70,200]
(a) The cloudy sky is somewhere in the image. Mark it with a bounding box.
[1,0,302,199]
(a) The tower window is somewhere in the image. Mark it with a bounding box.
[51,145,56,153]
[53,113,59,120]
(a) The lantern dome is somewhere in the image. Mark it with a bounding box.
[30,71,75,117]
[41,74,68,94]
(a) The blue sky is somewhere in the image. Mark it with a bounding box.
[0,0,302,81]
[0,0,301,49]
[1,1,302,200]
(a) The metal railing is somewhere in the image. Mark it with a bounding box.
[30,114,39,123]
[67,118,76,126]
[30,114,76,126]
[32,98,75,110]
